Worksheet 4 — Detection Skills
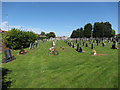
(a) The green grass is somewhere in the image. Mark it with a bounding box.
[1,40,118,88]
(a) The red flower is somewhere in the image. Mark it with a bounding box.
[4,57,6,59]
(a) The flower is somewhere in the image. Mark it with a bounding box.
[92,50,96,53]
[24,50,27,52]
[21,51,23,54]
[4,57,6,59]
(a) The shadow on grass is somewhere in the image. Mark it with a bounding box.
[1,68,12,89]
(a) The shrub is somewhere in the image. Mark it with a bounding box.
[3,28,37,49]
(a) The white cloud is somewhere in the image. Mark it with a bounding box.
[0,21,8,29]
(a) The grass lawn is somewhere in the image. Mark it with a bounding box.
[1,40,118,88]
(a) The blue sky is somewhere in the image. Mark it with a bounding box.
[1,2,118,37]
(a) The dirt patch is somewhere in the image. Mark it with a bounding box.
[91,54,108,56]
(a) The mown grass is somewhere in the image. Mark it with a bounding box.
[1,40,118,88]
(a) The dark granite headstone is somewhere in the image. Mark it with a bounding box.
[91,43,94,49]
[2,49,16,63]
[102,43,105,47]
[83,42,84,46]
[112,44,117,49]
[72,43,74,48]
[78,47,83,53]
[76,43,79,51]
[85,43,88,47]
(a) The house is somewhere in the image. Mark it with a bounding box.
[0,29,8,34]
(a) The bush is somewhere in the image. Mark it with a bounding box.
[3,28,37,49]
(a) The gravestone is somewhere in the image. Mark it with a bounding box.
[2,49,16,63]
[91,43,94,49]
[112,44,117,49]
[116,38,118,42]
[72,43,74,48]
[83,42,84,46]
[29,43,32,49]
[78,47,84,53]
[32,43,34,49]
[69,42,72,47]
[76,43,79,51]
[76,39,77,43]
[102,43,105,47]
[97,42,99,46]
[85,43,88,47]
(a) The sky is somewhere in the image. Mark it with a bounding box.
[1,2,118,37]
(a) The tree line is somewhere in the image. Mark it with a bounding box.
[70,22,115,38]
[39,31,56,39]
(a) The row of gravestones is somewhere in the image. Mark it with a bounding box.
[65,38,118,51]
[29,40,38,49]
[64,40,84,53]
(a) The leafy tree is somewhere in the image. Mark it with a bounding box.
[70,30,77,38]
[40,32,45,35]
[76,28,80,38]
[46,32,56,38]
[3,28,37,49]
[104,22,112,38]
[111,29,115,37]
[79,27,84,38]
[84,23,92,38]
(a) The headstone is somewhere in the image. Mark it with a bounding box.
[97,42,99,46]
[72,43,74,48]
[83,42,84,46]
[69,42,72,47]
[76,43,79,51]
[29,43,32,49]
[102,43,105,47]
[76,39,77,43]
[2,49,16,63]
[112,44,117,49]
[85,43,88,47]
[91,43,94,49]
[78,47,83,53]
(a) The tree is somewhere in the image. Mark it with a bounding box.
[79,27,84,38]
[111,29,115,37]
[40,32,45,35]
[70,30,77,38]
[84,23,92,38]
[76,28,80,38]
[104,22,112,38]
[46,32,56,38]
[93,22,105,38]
[3,28,37,49]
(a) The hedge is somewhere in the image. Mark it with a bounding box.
[3,28,37,49]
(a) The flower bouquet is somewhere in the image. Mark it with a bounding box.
[19,49,27,54]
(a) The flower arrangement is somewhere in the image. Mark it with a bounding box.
[92,50,96,55]
[19,49,27,54]
[53,50,59,55]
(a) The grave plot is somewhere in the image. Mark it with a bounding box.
[1,49,16,63]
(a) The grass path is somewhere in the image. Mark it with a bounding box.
[1,40,118,88]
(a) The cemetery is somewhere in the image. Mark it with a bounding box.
[1,36,118,88]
